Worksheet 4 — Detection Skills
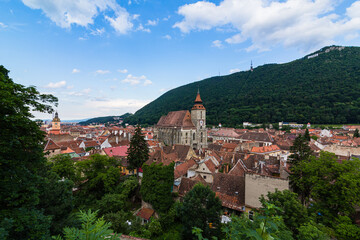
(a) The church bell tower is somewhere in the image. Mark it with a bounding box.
[191,90,207,149]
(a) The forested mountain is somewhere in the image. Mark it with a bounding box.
[126,46,360,126]
[79,113,132,125]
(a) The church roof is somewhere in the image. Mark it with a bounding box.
[156,110,195,128]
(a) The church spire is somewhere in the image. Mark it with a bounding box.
[192,91,205,110]
[194,90,203,104]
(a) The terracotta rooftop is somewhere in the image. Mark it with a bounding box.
[240,132,273,142]
[156,110,195,128]
[251,145,280,153]
[44,139,61,151]
[104,146,129,157]
[136,208,154,220]
[174,159,197,179]
[212,173,245,210]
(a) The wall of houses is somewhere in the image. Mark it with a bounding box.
[245,173,289,208]
[323,145,360,157]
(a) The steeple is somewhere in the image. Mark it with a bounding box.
[53,111,60,122]
[192,91,205,109]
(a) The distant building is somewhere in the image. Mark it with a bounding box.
[154,91,208,150]
[48,112,61,134]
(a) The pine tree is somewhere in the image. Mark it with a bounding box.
[304,128,310,141]
[354,129,360,138]
[289,134,313,205]
[127,126,149,172]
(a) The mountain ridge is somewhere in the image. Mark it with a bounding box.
[125,45,360,126]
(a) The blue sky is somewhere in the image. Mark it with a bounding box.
[1,0,360,120]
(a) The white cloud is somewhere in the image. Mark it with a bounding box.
[212,40,223,48]
[163,34,172,40]
[72,68,80,73]
[67,88,91,96]
[90,27,105,36]
[163,15,171,21]
[105,8,133,34]
[22,0,134,34]
[174,0,360,52]
[136,23,150,33]
[118,69,128,73]
[146,19,158,26]
[95,69,110,74]
[0,22,7,28]
[229,68,240,74]
[45,80,66,89]
[121,74,151,86]
[143,79,152,86]
[83,88,91,94]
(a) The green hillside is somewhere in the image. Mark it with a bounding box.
[79,113,132,125]
[126,46,360,126]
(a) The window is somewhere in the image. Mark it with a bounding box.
[203,175,207,179]
[201,132,203,142]
[193,133,195,140]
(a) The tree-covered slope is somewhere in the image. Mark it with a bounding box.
[79,113,132,125]
[126,46,360,126]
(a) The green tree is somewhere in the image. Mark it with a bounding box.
[38,169,74,235]
[260,189,309,234]
[289,134,313,205]
[304,129,310,141]
[140,162,174,213]
[177,183,222,239]
[54,210,118,240]
[75,154,121,205]
[0,65,57,239]
[222,203,294,240]
[297,221,330,240]
[354,128,360,138]
[306,152,360,225]
[127,125,149,171]
[50,154,78,183]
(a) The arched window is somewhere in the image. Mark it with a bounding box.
[193,133,196,140]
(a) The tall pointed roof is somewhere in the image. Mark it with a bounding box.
[53,111,60,122]
[194,90,203,103]
[192,91,205,110]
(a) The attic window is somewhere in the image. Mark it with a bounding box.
[235,191,238,195]
[217,187,220,190]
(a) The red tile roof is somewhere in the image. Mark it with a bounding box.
[104,146,129,157]
[136,208,154,220]
[251,145,280,153]
[156,110,195,128]
[174,159,197,179]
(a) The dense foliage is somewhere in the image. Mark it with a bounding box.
[140,162,175,213]
[177,183,223,239]
[0,65,58,239]
[126,46,360,126]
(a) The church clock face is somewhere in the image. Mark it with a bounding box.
[199,120,204,126]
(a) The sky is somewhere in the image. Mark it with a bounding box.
[1,0,360,120]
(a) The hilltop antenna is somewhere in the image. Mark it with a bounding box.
[250,60,253,72]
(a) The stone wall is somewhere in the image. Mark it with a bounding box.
[245,173,289,208]
[323,145,360,157]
